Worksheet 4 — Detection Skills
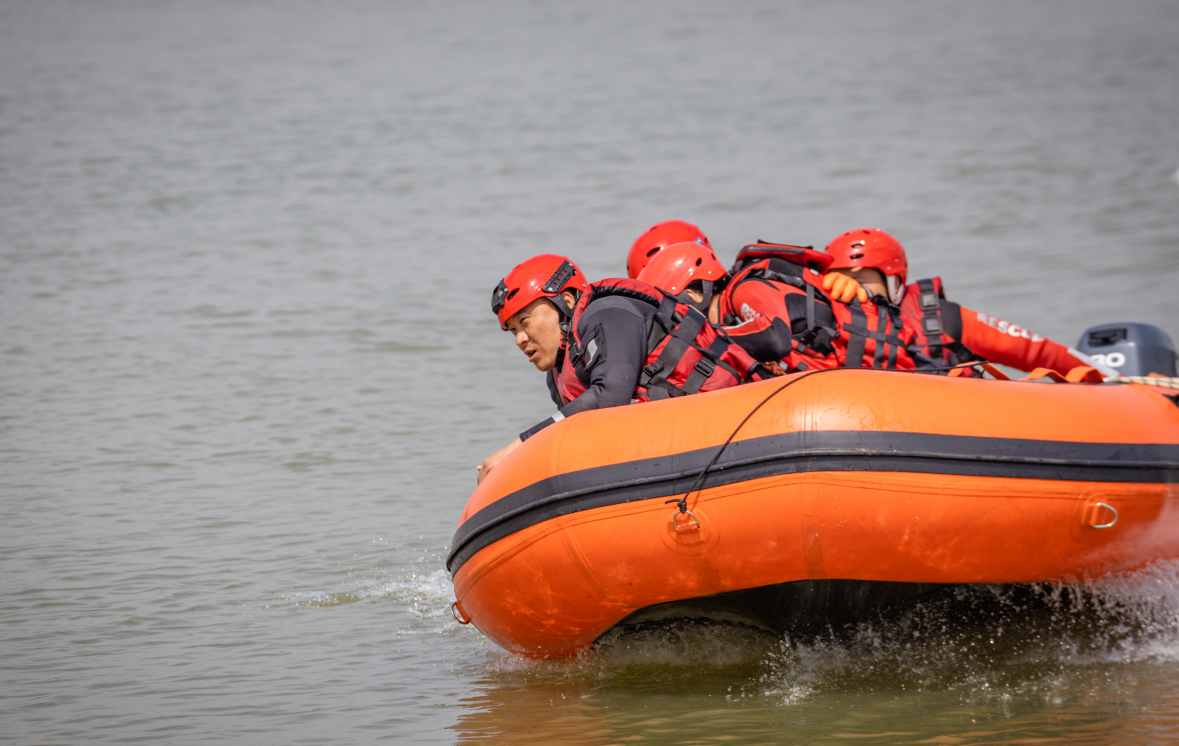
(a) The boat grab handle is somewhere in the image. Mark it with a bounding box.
[450,601,471,625]
[1091,502,1118,529]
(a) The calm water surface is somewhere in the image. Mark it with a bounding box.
[2,1,1178,743]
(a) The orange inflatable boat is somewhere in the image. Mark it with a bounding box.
[448,368,1179,657]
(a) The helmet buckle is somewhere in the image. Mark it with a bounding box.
[559,320,571,351]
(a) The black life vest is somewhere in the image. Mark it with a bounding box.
[552,279,766,406]
[899,277,977,367]
[830,295,917,370]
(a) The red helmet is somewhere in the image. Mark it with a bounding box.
[492,254,589,330]
[627,220,711,279]
[636,241,727,295]
[824,228,908,282]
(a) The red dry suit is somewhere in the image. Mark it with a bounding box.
[901,277,1102,374]
[719,243,927,372]
[553,279,767,405]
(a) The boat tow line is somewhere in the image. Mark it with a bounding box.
[665,362,984,531]
[668,367,836,530]
[1107,375,1179,390]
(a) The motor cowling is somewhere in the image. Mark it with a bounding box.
[1076,322,1178,377]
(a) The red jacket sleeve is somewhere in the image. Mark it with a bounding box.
[727,278,792,323]
[958,306,1110,374]
[722,279,831,372]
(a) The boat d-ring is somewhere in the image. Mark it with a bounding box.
[450,601,471,625]
[672,509,701,532]
[1092,502,1119,529]
[665,497,701,533]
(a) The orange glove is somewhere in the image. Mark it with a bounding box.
[760,360,787,377]
[821,272,868,303]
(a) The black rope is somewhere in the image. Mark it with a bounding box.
[665,360,987,516]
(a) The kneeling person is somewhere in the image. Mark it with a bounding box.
[479,254,765,482]
[637,241,930,373]
[822,228,1115,376]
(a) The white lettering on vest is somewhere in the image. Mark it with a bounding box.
[976,312,1045,343]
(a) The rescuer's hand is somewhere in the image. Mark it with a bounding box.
[477,438,522,484]
[822,272,868,303]
[761,360,787,377]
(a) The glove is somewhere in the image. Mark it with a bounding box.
[760,360,787,377]
[822,272,868,303]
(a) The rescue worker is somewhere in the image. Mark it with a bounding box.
[478,254,766,482]
[637,241,933,373]
[626,219,712,280]
[822,228,1115,376]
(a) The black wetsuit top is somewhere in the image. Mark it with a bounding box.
[519,295,656,441]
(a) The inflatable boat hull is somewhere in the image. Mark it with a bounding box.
[449,370,1179,657]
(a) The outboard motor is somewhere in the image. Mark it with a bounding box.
[1077,322,1178,377]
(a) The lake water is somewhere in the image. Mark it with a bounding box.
[3,1,1179,743]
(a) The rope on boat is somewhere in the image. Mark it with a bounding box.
[1105,375,1179,390]
[670,365,1178,526]
[672,362,984,516]
[672,366,843,514]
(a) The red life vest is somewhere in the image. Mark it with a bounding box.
[899,277,977,367]
[721,243,920,372]
[552,279,766,406]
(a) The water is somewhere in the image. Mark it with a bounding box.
[2,0,1178,742]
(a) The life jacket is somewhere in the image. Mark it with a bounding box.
[722,242,920,372]
[899,277,977,367]
[552,279,766,406]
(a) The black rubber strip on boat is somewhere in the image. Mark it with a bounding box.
[602,578,1069,642]
[447,431,1179,574]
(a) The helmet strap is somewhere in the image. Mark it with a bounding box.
[700,281,715,315]
[550,289,581,351]
[549,289,580,318]
[680,281,713,316]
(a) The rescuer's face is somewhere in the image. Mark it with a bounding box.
[832,267,887,299]
[505,298,564,372]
